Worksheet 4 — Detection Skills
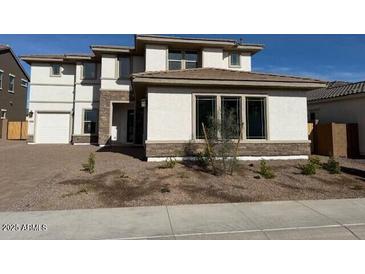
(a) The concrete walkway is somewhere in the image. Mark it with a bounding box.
[1,198,365,240]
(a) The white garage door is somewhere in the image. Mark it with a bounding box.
[36,112,70,144]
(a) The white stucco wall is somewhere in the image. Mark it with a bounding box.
[147,87,192,141]
[308,95,365,155]
[145,44,167,71]
[111,103,134,143]
[30,63,76,85]
[146,87,308,142]
[100,54,131,91]
[202,48,252,71]
[73,102,99,135]
[268,91,308,141]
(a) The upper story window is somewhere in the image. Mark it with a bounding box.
[21,79,28,88]
[0,70,3,90]
[8,74,15,93]
[51,64,61,76]
[168,50,198,70]
[119,56,131,79]
[229,51,240,67]
[83,63,96,80]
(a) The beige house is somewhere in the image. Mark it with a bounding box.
[21,35,325,161]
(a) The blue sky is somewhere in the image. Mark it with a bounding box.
[1,34,365,82]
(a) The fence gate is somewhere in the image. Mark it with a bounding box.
[7,121,28,140]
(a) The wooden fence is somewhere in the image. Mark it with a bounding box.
[7,121,28,140]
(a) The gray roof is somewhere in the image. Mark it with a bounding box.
[308,81,365,102]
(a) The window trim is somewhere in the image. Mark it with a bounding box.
[82,63,97,80]
[8,74,15,93]
[168,49,199,70]
[229,51,241,68]
[0,69,3,90]
[82,108,98,135]
[192,93,268,141]
[50,64,62,77]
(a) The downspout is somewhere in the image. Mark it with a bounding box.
[70,63,77,144]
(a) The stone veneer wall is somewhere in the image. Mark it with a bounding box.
[98,90,129,145]
[72,135,98,144]
[145,142,311,158]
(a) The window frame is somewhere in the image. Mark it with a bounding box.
[118,56,131,79]
[168,49,199,70]
[82,63,97,80]
[229,51,241,68]
[0,109,7,119]
[82,109,98,135]
[0,69,3,90]
[50,64,62,77]
[193,93,268,141]
[245,96,267,140]
[8,74,15,93]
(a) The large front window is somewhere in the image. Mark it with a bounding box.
[195,95,266,140]
[168,50,198,70]
[221,97,241,138]
[246,97,266,139]
[196,96,216,139]
[83,109,98,134]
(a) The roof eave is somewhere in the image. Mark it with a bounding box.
[132,77,326,89]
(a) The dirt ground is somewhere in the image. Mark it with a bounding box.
[1,140,365,212]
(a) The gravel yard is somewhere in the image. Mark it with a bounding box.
[1,140,365,212]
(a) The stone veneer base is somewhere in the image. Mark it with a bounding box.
[145,141,311,158]
[72,135,98,144]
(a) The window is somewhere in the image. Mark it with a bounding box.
[168,50,182,70]
[119,57,131,79]
[229,51,240,67]
[8,75,15,93]
[21,79,28,88]
[309,112,316,121]
[0,70,3,90]
[221,97,241,138]
[83,109,98,134]
[83,63,96,80]
[168,50,198,70]
[51,64,61,76]
[246,97,266,139]
[196,96,217,139]
[185,51,198,69]
[0,109,7,119]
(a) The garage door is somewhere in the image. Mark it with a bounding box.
[36,112,70,144]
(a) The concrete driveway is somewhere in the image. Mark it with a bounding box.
[1,198,365,240]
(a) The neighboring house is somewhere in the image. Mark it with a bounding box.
[308,81,365,156]
[21,35,325,161]
[0,45,29,121]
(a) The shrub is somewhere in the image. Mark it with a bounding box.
[82,153,95,174]
[300,161,316,175]
[324,157,341,174]
[309,156,322,167]
[201,111,243,176]
[259,160,275,179]
[196,150,209,169]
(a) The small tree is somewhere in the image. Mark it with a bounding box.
[201,111,243,175]
[82,152,95,174]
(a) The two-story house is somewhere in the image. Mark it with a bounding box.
[0,45,29,120]
[21,35,326,161]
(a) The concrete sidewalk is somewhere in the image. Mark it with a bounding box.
[1,198,365,240]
